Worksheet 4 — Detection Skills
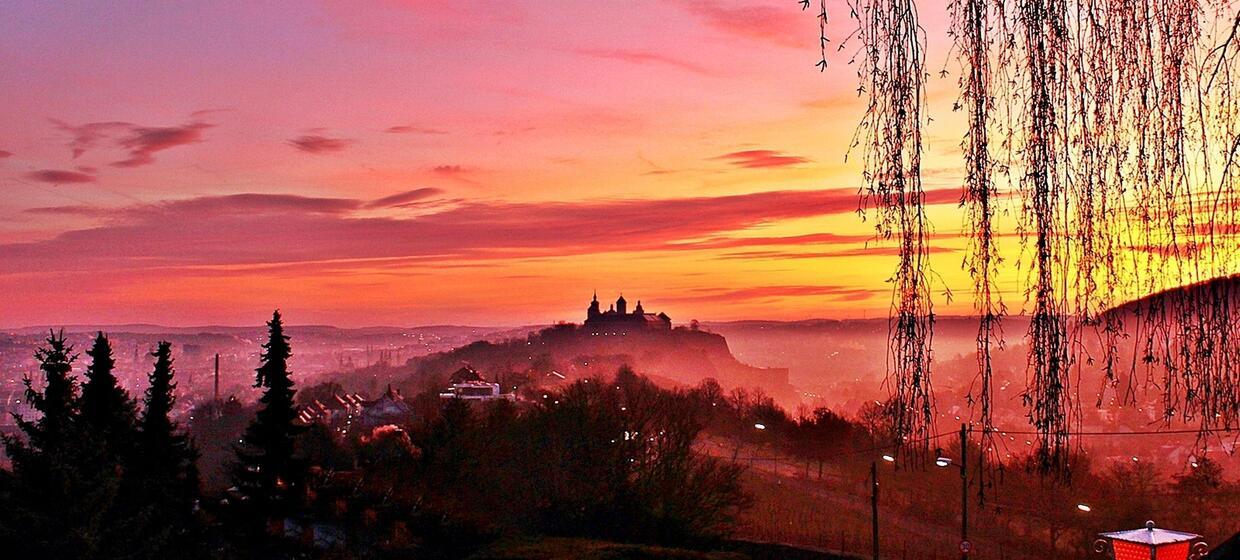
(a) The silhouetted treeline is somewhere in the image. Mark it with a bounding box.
[0,331,201,559]
[0,313,761,559]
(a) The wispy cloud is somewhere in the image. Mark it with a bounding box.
[365,187,445,209]
[431,164,467,176]
[24,169,97,184]
[51,118,212,166]
[715,149,810,169]
[0,188,961,274]
[288,134,351,154]
[682,1,809,48]
[575,48,716,76]
[113,122,213,167]
[670,285,881,304]
[384,125,448,135]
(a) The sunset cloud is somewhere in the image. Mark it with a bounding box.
[51,118,211,166]
[24,169,97,184]
[23,204,109,216]
[431,164,467,175]
[365,188,445,209]
[670,285,881,304]
[715,149,810,169]
[384,125,448,135]
[682,1,810,48]
[0,188,955,274]
[113,121,213,167]
[575,48,715,76]
[288,134,351,154]
[668,232,874,250]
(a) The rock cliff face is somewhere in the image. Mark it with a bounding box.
[406,323,792,399]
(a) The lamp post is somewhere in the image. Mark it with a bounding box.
[871,460,879,560]
[1094,521,1207,560]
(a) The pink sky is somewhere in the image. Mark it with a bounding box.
[0,1,1001,327]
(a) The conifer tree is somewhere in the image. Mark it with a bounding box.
[0,331,118,557]
[80,331,153,558]
[134,341,201,555]
[232,310,306,537]
[80,331,138,458]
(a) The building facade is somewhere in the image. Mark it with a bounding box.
[584,293,671,333]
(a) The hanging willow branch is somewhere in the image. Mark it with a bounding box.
[1012,0,1078,478]
[949,0,1005,494]
[805,0,1240,475]
[844,0,937,461]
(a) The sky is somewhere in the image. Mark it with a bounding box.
[0,0,1012,327]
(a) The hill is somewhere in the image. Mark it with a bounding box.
[405,323,795,402]
[468,537,856,560]
[1104,273,1240,317]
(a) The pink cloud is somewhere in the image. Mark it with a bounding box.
[717,245,960,260]
[365,188,445,209]
[0,188,955,274]
[25,169,97,184]
[716,149,810,168]
[575,48,716,76]
[384,125,448,135]
[683,1,809,48]
[288,135,351,154]
[431,164,467,175]
[23,205,109,217]
[670,285,882,304]
[113,122,213,167]
[51,120,131,159]
[669,232,873,249]
[51,119,211,166]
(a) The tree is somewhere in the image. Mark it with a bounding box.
[232,310,307,540]
[80,331,138,460]
[134,341,201,556]
[0,331,120,557]
[1173,457,1225,503]
[81,331,155,558]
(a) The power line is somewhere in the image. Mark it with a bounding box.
[989,427,1238,436]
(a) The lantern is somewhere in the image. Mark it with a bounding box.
[1095,521,1208,560]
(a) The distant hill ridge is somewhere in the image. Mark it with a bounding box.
[1104,273,1240,317]
[405,323,795,401]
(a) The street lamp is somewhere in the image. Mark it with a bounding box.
[1094,521,1207,560]
[1076,503,1092,513]
[881,453,895,463]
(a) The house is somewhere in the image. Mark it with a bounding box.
[439,365,515,401]
[361,385,414,427]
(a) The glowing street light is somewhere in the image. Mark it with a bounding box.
[753,423,766,430]
[1094,521,1205,560]
[935,457,952,468]
[881,454,895,463]
[1077,503,1092,513]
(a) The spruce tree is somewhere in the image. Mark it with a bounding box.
[80,331,138,458]
[232,310,306,539]
[0,331,118,557]
[134,341,201,556]
[80,331,151,558]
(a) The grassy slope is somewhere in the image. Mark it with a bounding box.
[468,537,854,560]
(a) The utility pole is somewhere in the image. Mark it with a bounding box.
[213,353,220,402]
[960,423,969,559]
[871,460,880,560]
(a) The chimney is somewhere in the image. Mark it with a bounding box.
[213,353,220,402]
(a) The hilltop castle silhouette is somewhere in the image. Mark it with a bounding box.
[584,293,671,332]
